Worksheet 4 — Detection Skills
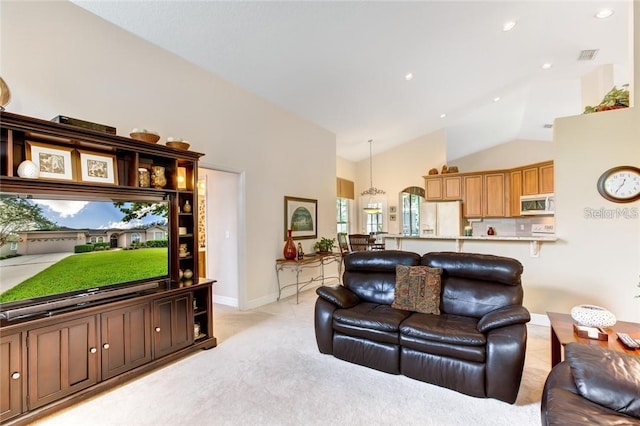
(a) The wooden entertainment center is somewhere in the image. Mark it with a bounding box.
[0,112,217,425]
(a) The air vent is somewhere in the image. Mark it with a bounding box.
[543,123,553,129]
[578,49,599,61]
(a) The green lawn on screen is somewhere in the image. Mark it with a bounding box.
[0,248,167,303]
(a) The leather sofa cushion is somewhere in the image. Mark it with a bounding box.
[400,334,485,363]
[400,313,486,346]
[344,251,421,305]
[542,362,639,425]
[566,343,640,418]
[422,252,523,286]
[333,303,411,344]
[334,303,411,332]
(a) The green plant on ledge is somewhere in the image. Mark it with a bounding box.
[583,84,629,114]
[314,237,336,253]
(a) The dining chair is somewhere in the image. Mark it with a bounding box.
[337,232,350,254]
[348,234,370,252]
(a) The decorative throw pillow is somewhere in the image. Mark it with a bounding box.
[392,265,442,314]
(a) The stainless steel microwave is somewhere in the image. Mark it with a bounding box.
[520,193,555,215]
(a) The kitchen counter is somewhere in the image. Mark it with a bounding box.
[383,234,557,257]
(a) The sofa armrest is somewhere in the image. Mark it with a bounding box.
[316,285,360,309]
[566,342,640,418]
[477,305,530,333]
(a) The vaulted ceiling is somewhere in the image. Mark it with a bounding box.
[73,1,631,161]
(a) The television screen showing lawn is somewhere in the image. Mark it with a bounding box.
[0,195,169,306]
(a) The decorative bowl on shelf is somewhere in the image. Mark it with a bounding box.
[130,128,160,143]
[166,137,190,150]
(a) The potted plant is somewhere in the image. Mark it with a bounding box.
[314,237,336,253]
[583,84,629,113]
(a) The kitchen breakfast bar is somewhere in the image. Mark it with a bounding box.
[383,234,558,258]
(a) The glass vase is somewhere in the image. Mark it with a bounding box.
[283,229,297,260]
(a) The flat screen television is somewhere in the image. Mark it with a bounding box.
[0,193,170,320]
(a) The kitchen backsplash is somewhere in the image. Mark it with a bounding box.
[468,216,555,237]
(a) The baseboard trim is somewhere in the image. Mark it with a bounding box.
[530,312,550,327]
[213,295,239,307]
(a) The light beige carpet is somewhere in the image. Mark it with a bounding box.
[36,289,552,425]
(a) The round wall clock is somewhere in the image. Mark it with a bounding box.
[596,165,640,203]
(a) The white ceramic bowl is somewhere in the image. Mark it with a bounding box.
[570,304,616,328]
[17,160,39,179]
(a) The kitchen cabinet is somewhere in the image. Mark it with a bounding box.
[153,294,193,359]
[425,177,443,200]
[463,175,483,217]
[483,173,507,217]
[27,316,99,410]
[426,160,553,219]
[522,161,554,195]
[509,170,523,217]
[443,176,462,200]
[539,162,554,194]
[522,167,539,195]
[100,303,152,380]
[424,176,462,200]
[0,333,23,422]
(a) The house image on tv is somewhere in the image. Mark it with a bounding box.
[14,225,168,255]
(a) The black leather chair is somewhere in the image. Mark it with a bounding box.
[315,250,530,403]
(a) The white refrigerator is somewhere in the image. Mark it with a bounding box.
[420,201,463,237]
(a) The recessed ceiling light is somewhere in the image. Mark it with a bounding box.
[493,97,501,103]
[440,113,446,119]
[405,73,413,81]
[541,63,553,70]
[502,21,516,32]
[595,8,614,19]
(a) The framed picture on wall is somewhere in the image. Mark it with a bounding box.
[78,150,118,184]
[284,196,317,240]
[26,141,75,181]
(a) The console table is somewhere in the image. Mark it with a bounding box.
[275,253,340,303]
[547,312,640,367]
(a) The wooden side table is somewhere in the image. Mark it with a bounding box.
[547,312,640,367]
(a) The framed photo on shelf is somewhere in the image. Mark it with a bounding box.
[78,150,118,184]
[284,196,317,240]
[26,141,75,181]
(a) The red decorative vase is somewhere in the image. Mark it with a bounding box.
[283,230,297,260]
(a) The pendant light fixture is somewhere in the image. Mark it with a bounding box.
[361,139,385,214]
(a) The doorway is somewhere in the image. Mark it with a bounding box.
[198,167,241,308]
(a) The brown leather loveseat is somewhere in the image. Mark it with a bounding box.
[314,250,530,403]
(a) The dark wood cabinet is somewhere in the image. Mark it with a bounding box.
[100,303,152,380]
[0,112,216,425]
[27,316,99,410]
[153,294,193,359]
[1,333,24,422]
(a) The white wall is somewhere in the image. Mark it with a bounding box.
[1,1,336,309]
[451,139,554,173]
